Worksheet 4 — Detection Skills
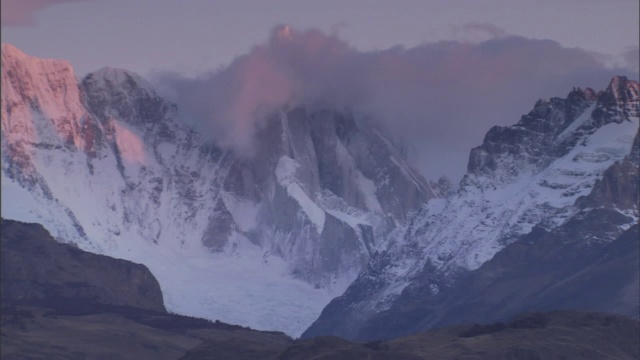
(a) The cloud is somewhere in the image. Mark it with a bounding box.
[452,22,509,43]
[155,25,638,181]
[1,0,91,26]
[621,46,639,73]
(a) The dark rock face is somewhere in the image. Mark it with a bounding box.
[468,77,639,178]
[81,68,176,130]
[576,157,639,210]
[467,87,593,176]
[630,127,640,164]
[576,128,640,211]
[592,75,640,126]
[0,219,165,312]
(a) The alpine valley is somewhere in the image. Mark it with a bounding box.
[1,41,639,352]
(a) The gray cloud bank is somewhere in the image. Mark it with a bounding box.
[155,26,638,181]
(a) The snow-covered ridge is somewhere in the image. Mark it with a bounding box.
[308,77,640,332]
[403,77,639,273]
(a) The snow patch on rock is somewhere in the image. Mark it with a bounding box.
[276,155,326,234]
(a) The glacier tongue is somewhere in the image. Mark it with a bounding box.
[0,45,433,336]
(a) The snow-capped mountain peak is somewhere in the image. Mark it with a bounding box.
[303,76,640,340]
[1,43,85,149]
[1,44,432,337]
[595,75,639,121]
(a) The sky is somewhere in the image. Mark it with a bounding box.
[2,0,639,180]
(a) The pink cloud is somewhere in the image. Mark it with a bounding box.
[1,0,91,27]
[155,25,637,180]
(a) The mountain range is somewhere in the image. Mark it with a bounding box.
[304,75,640,339]
[1,43,638,348]
[1,43,433,336]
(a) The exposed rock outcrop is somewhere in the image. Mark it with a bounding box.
[1,218,165,312]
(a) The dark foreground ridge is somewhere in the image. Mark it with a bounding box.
[0,218,293,359]
[1,219,165,312]
[186,311,640,360]
[2,218,639,359]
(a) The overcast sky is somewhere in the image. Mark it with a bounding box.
[2,0,638,180]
